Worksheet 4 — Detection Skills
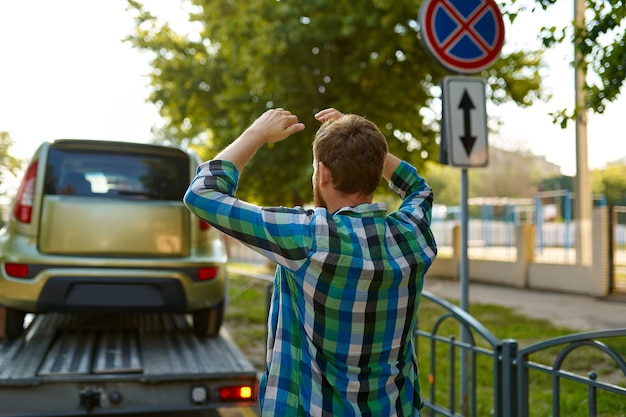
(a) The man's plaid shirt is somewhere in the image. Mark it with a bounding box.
[184,159,437,416]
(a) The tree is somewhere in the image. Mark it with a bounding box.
[538,174,575,193]
[516,0,625,124]
[423,163,461,207]
[592,163,626,205]
[126,0,544,205]
[0,131,22,225]
[0,131,21,180]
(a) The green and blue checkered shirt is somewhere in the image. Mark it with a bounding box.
[185,159,436,416]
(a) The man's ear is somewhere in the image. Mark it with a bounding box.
[318,161,333,186]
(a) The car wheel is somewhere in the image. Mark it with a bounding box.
[4,307,26,339]
[193,302,224,337]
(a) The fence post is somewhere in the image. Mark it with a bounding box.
[500,339,518,417]
[534,196,543,251]
[515,224,535,265]
[516,224,535,288]
[452,224,461,262]
[564,191,572,251]
[608,206,615,294]
[591,206,610,296]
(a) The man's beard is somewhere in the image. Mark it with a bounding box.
[313,184,327,209]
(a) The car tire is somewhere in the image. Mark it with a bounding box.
[4,307,26,339]
[193,302,224,337]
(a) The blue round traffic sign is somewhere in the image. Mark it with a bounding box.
[419,0,505,73]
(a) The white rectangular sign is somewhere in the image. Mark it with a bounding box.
[442,76,488,167]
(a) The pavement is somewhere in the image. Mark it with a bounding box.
[423,276,626,332]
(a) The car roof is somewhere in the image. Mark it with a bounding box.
[48,139,200,163]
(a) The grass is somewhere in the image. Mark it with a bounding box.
[224,263,626,416]
[224,263,273,372]
[416,300,626,416]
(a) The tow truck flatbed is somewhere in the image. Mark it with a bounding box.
[0,312,258,416]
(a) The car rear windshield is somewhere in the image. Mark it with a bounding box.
[43,146,190,201]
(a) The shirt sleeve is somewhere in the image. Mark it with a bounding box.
[388,160,436,238]
[183,160,312,270]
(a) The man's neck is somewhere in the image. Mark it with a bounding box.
[325,191,372,213]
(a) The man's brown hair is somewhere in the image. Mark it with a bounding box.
[313,114,388,196]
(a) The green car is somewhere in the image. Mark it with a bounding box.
[0,139,228,339]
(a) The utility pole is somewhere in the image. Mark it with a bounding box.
[574,0,592,266]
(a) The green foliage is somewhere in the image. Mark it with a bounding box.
[126,0,544,205]
[0,132,22,227]
[539,174,574,192]
[515,0,625,124]
[592,163,626,205]
[0,132,21,177]
[424,162,461,206]
[581,1,626,113]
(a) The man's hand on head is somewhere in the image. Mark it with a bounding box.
[213,108,305,173]
[247,108,306,145]
[315,108,344,123]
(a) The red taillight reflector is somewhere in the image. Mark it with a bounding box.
[198,267,218,281]
[5,263,29,278]
[13,160,38,224]
[14,205,32,224]
[219,385,253,401]
[199,219,211,231]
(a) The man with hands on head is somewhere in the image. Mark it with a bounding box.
[184,107,437,416]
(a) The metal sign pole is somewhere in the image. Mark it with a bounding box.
[460,167,470,414]
[460,168,469,311]
[419,2,503,413]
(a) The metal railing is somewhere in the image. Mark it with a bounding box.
[417,291,626,417]
[516,329,626,417]
[416,292,503,416]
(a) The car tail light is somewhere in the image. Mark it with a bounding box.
[198,267,218,281]
[199,219,211,231]
[218,385,253,401]
[5,263,29,278]
[13,161,38,224]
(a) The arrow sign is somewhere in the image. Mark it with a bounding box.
[459,90,477,156]
[442,76,488,167]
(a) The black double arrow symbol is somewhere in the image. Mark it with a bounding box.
[458,90,476,157]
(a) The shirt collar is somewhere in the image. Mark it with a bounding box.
[333,202,387,217]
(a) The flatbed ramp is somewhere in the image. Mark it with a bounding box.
[0,313,258,416]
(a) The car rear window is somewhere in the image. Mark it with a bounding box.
[43,146,190,201]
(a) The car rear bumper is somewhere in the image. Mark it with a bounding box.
[0,263,227,314]
[37,277,187,313]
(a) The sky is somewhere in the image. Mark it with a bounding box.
[0,0,624,186]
